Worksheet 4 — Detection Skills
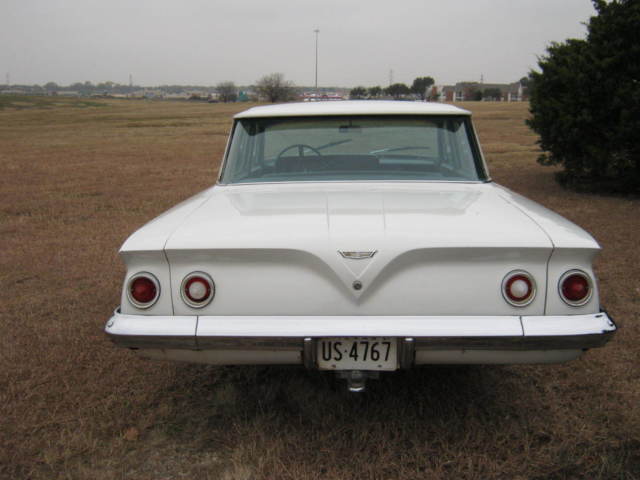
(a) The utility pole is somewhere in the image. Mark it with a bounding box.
[6,72,10,86]
[389,69,394,86]
[314,29,320,94]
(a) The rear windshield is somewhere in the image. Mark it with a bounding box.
[220,115,486,184]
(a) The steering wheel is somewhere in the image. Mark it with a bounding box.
[277,144,322,158]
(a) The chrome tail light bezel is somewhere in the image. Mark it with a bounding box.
[180,271,215,308]
[501,270,537,307]
[558,269,594,307]
[126,272,160,309]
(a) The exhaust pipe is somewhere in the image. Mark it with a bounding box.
[337,370,379,393]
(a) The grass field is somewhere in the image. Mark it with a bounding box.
[0,97,638,479]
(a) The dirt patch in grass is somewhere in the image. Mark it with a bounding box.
[0,99,638,479]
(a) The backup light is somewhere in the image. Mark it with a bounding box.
[502,271,536,307]
[181,272,215,308]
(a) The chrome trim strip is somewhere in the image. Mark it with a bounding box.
[399,338,415,369]
[339,250,377,260]
[107,331,615,352]
[108,335,197,349]
[196,336,303,350]
[106,309,617,353]
[303,337,316,369]
[412,332,614,350]
[216,179,487,187]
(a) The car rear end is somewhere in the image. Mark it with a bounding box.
[106,101,616,391]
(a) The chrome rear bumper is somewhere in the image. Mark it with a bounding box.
[105,309,616,366]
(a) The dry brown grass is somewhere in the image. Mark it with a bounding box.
[0,98,638,480]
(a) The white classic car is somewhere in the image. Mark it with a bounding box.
[106,101,616,391]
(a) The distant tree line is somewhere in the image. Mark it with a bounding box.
[349,76,436,100]
[0,81,233,96]
[0,74,300,103]
[45,81,145,95]
[213,73,298,103]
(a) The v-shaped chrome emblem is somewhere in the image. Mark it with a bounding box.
[338,250,377,260]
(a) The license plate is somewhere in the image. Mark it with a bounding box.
[316,337,398,371]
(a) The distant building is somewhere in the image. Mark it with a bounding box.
[438,81,527,102]
[57,91,81,97]
[436,85,456,102]
[163,92,189,100]
[302,92,345,101]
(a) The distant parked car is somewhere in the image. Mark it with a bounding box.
[106,101,616,391]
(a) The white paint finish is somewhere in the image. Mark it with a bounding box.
[160,182,554,315]
[196,315,524,337]
[326,190,385,246]
[120,187,214,252]
[167,247,550,316]
[234,100,471,119]
[116,181,604,317]
[106,310,196,338]
[163,183,552,251]
[120,181,595,266]
[414,349,583,365]
[522,312,614,336]
[495,184,600,250]
[136,349,300,365]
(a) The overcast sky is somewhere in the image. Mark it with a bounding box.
[2,0,595,87]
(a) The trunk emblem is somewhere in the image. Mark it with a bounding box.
[339,250,377,260]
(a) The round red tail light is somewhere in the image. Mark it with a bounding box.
[181,272,215,308]
[502,271,536,307]
[559,271,592,306]
[127,273,160,309]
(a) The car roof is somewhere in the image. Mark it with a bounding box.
[234,100,471,119]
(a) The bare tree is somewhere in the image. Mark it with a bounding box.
[215,81,237,103]
[254,73,296,103]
